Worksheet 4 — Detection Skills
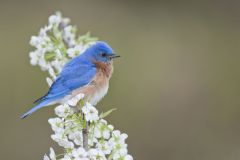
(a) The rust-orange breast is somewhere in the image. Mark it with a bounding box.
[71,61,113,105]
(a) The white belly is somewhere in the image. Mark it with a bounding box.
[56,83,109,106]
[88,83,109,105]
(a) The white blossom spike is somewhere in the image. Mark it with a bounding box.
[28,12,132,160]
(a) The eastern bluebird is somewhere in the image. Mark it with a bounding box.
[21,41,120,119]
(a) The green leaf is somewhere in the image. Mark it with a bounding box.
[44,52,55,61]
[100,108,117,119]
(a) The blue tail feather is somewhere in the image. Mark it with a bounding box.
[20,99,52,119]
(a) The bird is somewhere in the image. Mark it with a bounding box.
[21,41,120,119]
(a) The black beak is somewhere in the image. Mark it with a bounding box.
[109,54,121,59]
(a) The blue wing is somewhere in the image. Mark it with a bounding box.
[47,62,96,98]
[41,56,97,101]
[21,56,96,118]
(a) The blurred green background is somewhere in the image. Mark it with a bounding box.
[1,0,240,159]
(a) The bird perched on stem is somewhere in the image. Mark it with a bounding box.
[21,41,120,119]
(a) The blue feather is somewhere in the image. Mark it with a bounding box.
[20,99,53,119]
[21,58,96,118]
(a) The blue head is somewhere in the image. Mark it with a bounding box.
[83,41,120,63]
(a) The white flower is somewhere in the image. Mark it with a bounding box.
[68,130,83,146]
[72,147,88,159]
[88,149,106,160]
[88,136,98,147]
[96,140,112,155]
[67,45,84,58]
[49,14,61,25]
[108,125,114,130]
[43,147,56,160]
[49,148,56,160]
[67,93,84,106]
[62,17,70,26]
[48,67,57,79]
[109,130,130,159]
[113,143,128,156]
[111,130,128,144]
[124,155,133,160]
[39,57,50,71]
[82,103,99,122]
[63,25,76,47]
[55,104,74,118]
[51,133,74,149]
[48,117,64,133]
[60,154,72,160]
[29,51,39,65]
[94,120,112,139]
[51,60,64,73]
[113,154,133,160]
[43,154,50,160]
[30,36,42,47]
[39,25,52,37]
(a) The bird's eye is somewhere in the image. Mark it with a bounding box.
[101,53,107,57]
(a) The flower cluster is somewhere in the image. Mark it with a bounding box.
[45,103,132,160]
[29,11,97,82]
[28,12,132,160]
